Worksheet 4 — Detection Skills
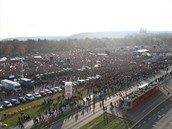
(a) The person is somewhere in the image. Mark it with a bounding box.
[168,92,170,96]
[21,122,24,129]
[18,120,24,129]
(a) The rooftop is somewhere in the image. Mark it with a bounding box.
[134,49,149,53]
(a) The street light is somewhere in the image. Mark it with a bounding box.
[103,106,108,125]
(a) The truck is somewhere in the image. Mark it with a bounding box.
[1,79,21,92]
[19,78,34,88]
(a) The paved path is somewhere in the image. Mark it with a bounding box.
[47,93,127,129]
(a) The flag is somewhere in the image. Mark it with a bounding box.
[65,82,72,99]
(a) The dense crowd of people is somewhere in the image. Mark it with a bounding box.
[1,45,172,92]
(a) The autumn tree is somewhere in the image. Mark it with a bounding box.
[18,45,27,55]
[3,44,14,56]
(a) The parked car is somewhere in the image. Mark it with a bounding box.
[0,104,4,110]
[73,81,79,86]
[50,88,57,93]
[60,86,65,90]
[45,86,51,89]
[54,86,62,91]
[33,92,42,98]
[44,89,53,95]
[18,96,26,103]
[25,94,35,101]
[72,82,78,87]
[39,91,47,96]
[2,124,8,127]
[3,101,12,108]
[10,99,20,105]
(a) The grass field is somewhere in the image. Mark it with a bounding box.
[0,93,62,128]
[80,113,132,129]
[0,86,91,128]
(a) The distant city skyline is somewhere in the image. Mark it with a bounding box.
[0,0,172,39]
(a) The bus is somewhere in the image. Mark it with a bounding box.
[122,84,160,109]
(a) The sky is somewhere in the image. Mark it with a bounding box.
[0,0,172,39]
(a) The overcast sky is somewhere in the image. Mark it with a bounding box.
[0,0,172,39]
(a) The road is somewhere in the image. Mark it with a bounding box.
[154,107,172,129]
[132,97,172,129]
[164,79,172,94]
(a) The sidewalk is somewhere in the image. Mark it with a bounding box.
[43,91,130,129]
[11,120,34,129]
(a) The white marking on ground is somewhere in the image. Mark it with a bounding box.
[137,124,141,128]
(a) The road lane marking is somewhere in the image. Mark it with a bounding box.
[152,124,156,127]
[155,121,158,125]
[137,124,141,128]
[148,117,151,120]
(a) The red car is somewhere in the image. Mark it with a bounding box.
[39,91,47,97]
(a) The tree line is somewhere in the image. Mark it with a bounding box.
[0,33,171,57]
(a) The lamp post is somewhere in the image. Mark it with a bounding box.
[21,59,24,78]
[103,106,108,125]
[122,109,129,129]
[22,63,24,78]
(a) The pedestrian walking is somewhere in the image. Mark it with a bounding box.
[18,120,24,129]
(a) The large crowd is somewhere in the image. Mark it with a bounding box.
[1,44,172,94]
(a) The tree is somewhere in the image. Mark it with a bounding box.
[3,44,13,56]
[18,45,26,55]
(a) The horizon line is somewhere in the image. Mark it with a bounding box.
[1,30,172,40]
